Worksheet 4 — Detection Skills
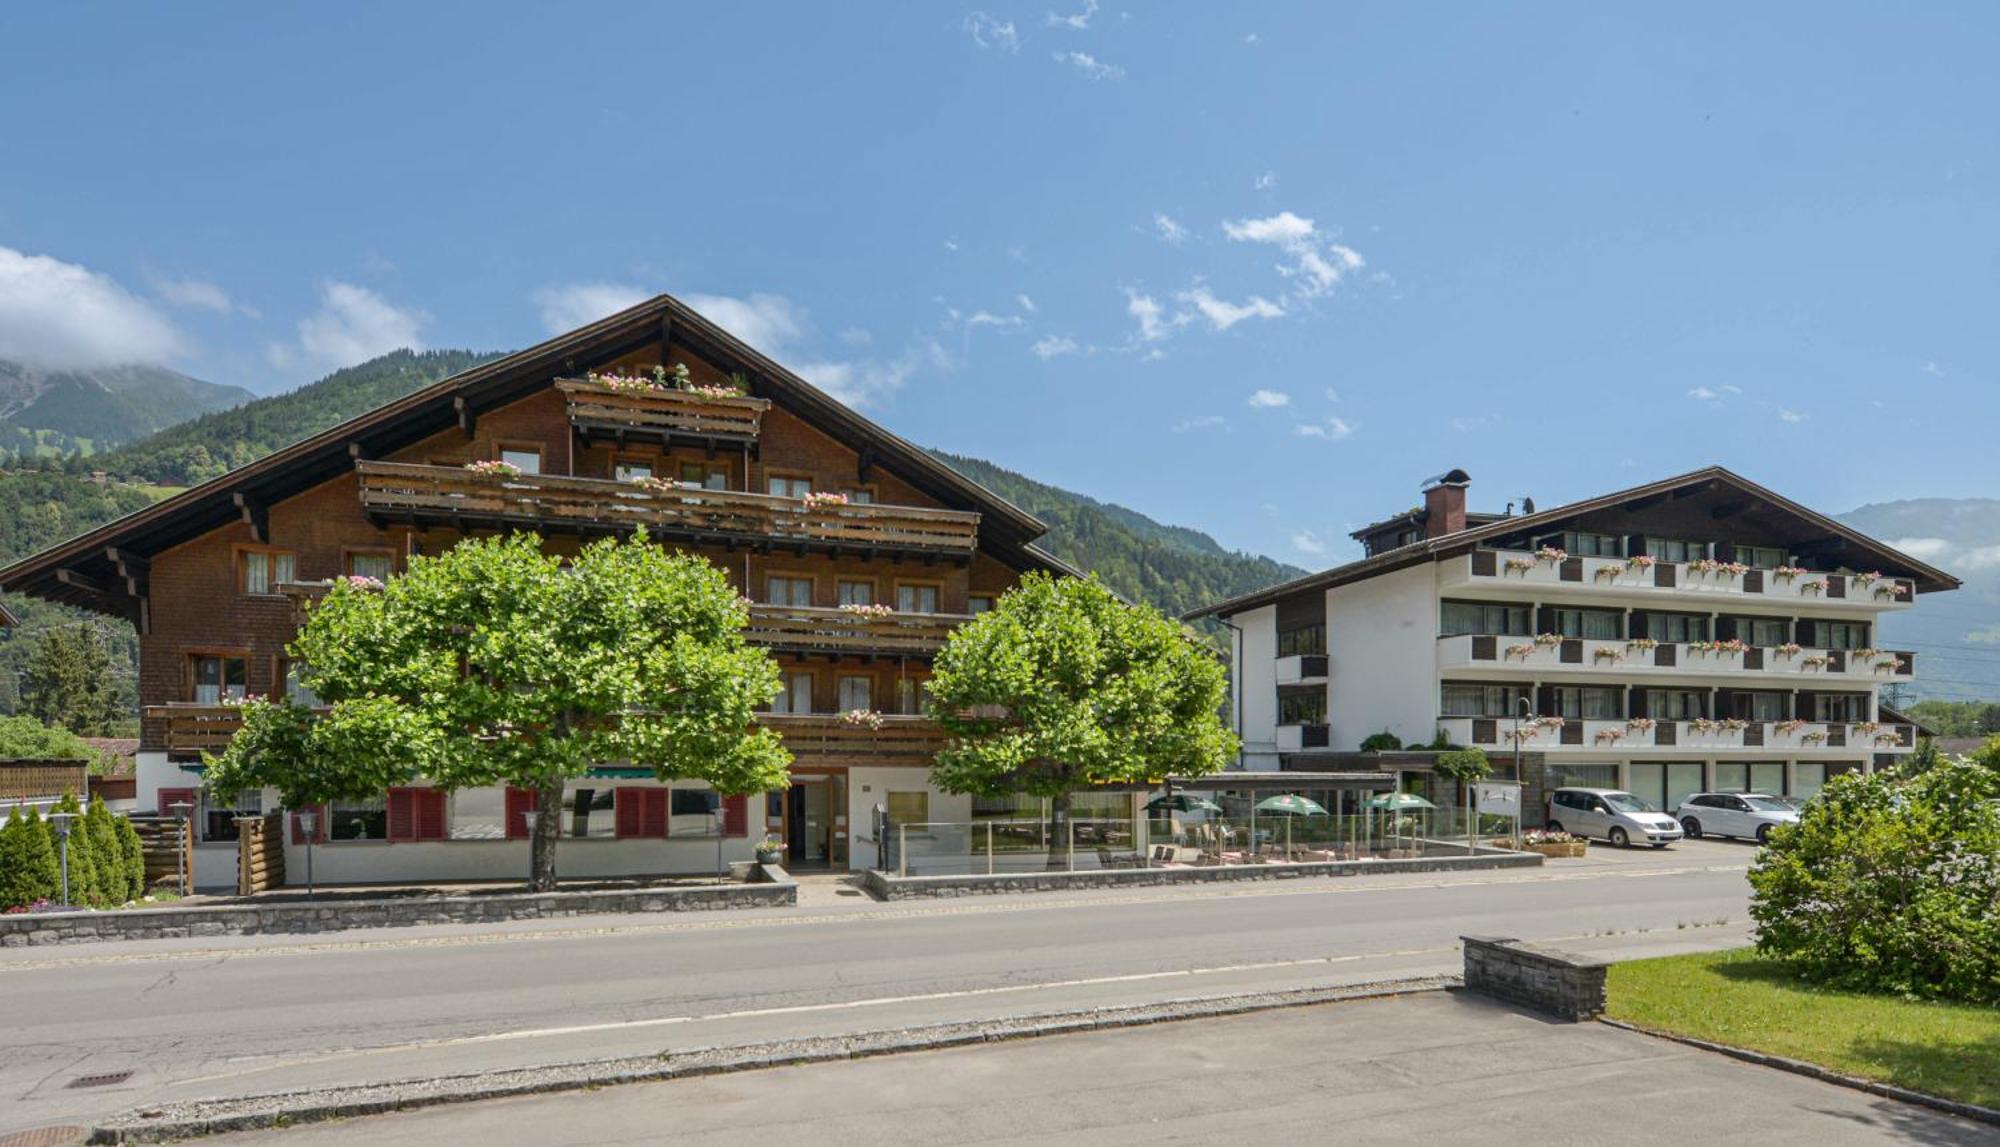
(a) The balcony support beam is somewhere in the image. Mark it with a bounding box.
[233,493,269,543]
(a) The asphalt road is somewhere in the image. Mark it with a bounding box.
[219,990,1998,1146]
[0,841,1760,1136]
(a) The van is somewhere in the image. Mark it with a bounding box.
[1546,787,1683,848]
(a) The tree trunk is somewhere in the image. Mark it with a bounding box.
[1047,790,1072,872]
[531,773,564,892]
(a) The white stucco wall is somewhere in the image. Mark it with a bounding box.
[846,766,970,871]
[1233,603,1279,769]
[1327,564,1438,749]
[279,835,757,885]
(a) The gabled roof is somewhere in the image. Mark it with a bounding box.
[1186,466,1962,621]
[0,294,1056,618]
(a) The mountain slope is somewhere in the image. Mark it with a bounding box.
[97,349,502,484]
[1838,499,2000,703]
[0,360,254,457]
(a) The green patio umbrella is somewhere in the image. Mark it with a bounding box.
[1145,794,1224,814]
[1254,794,1328,816]
[1364,792,1436,811]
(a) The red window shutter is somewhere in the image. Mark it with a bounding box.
[615,788,643,839]
[416,790,448,841]
[157,786,198,818]
[721,794,750,838]
[504,787,537,841]
[642,789,669,839]
[290,803,328,845]
[387,788,417,842]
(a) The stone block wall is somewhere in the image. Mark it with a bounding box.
[1461,934,1609,1021]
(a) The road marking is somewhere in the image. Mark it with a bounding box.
[0,862,1750,974]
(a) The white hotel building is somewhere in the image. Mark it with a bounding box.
[1187,468,1957,818]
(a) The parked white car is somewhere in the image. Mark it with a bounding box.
[1675,792,1800,843]
[1546,787,1683,848]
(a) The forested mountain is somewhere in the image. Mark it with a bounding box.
[0,360,253,459]
[96,350,501,484]
[1838,499,2000,704]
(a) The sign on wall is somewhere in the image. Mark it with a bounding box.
[1474,781,1521,817]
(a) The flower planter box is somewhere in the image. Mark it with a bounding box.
[1491,838,1588,859]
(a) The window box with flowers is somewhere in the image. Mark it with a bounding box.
[1800,731,1828,745]
[463,460,522,479]
[1591,646,1624,663]
[1775,718,1810,736]
[1494,829,1587,858]
[1687,559,1749,579]
[1797,579,1826,596]
[1502,557,1536,575]
[1799,654,1829,670]
[1534,546,1568,565]
[1593,727,1625,745]
[1872,581,1909,601]
[841,708,885,730]
[1593,564,1624,581]
[1533,633,1562,648]
[1503,643,1537,662]
[1874,656,1909,674]
[1688,638,1748,658]
[1774,642,1803,658]
[1849,721,1881,736]
[1626,554,1657,571]
[801,491,852,510]
[837,602,895,619]
[1625,637,1659,654]
[1625,717,1657,734]
[1772,564,1808,581]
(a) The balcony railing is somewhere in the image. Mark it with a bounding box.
[147,704,251,756]
[1437,716,1915,755]
[1274,654,1329,684]
[760,713,948,765]
[745,604,969,658]
[1436,634,1914,681]
[1445,549,1915,610]
[556,378,771,447]
[356,462,981,559]
[1275,723,1331,751]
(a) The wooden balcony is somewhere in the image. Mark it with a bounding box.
[146,704,248,756]
[356,461,981,561]
[760,713,949,766]
[745,604,969,658]
[556,378,771,450]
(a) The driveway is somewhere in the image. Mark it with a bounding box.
[213,990,1995,1145]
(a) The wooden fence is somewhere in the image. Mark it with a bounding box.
[0,759,89,802]
[236,812,285,895]
[129,816,193,890]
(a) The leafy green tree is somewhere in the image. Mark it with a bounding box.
[83,795,129,904]
[44,791,103,905]
[926,574,1238,867]
[0,805,60,909]
[205,530,792,891]
[116,812,146,900]
[1749,760,2000,1003]
[19,625,121,736]
[0,714,95,760]
[1434,749,1494,854]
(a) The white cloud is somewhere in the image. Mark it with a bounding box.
[1296,417,1356,441]
[1687,386,1720,401]
[1244,33,1260,45]
[1153,213,1189,245]
[1778,408,1806,423]
[1031,335,1080,359]
[964,310,1024,330]
[1179,285,1284,331]
[1323,387,1342,402]
[1053,50,1125,80]
[1290,530,1327,555]
[837,327,873,347]
[1223,211,1315,246]
[1126,289,1169,342]
[532,282,651,334]
[1173,415,1226,433]
[795,339,950,410]
[1451,414,1499,433]
[680,291,811,353]
[275,281,428,373]
[1222,210,1363,296]
[1955,544,2000,571]
[1889,537,1953,562]
[1921,360,1945,378]
[1247,389,1290,408]
[1254,171,1278,190]
[1046,0,1098,29]
[1016,294,1038,314]
[150,274,250,317]
[964,12,1019,51]
[0,246,187,368]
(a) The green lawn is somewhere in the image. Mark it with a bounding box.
[1606,949,2000,1109]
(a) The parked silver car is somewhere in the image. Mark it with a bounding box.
[1546,787,1684,848]
[1676,792,1800,843]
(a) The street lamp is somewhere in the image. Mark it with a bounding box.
[295,809,318,898]
[48,811,74,906]
[520,810,539,887]
[168,800,194,894]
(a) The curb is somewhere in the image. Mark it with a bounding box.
[1598,1017,2000,1128]
[89,976,1454,1143]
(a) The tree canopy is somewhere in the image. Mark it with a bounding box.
[204,530,792,889]
[925,573,1237,822]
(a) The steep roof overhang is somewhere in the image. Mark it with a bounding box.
[0,294,1054,619]
[1187,466,1963,621]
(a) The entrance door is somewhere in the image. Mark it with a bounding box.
[786,782,832,867]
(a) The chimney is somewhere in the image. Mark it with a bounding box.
[1421,469,1471,539]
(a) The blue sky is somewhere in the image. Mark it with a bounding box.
[1,2,1995,569]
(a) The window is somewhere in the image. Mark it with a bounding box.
[896,584,940,614]
[328,795,388,841]
[1277,690,1326,725]
[1547,763,1619,791]
[1628,762,1703,815]
[1737,616,1789,646]
[346,552,394,581]
[1646,538,1708,563]
[1440,601,1531,637]
[1811,620,1869,651]
[1644,689,1707,720]
[680,462,729,490]
[1554,608,1622,640]
[1712,763,1779,794]
[615,460,654,482]
[1734,692,1788,721]
[240,549,296,595]
[1553,687,1623,720]
[966,595,994,615]
[562,786,617,838]
[191,655,248,703]
[766,576,814,606]
[769,671,814,714]
[1557,531,1623,558]
[838,675,873,712]
[886,790,930,825]
[1736,545,1787,569]
[500,448,542,475]
[1793,763,1827,800]
[1645,613,1710,644]
[1812,693,1869,723]
[840,487,875,505]
[202,789,262,842]
[767,475,812,498]
[1278,623,1326,657]
[838,580,876,607]
[449,787,507,840]
[670,788,721,837]
[1440,683,1530,718]
[279,659,320,708]
[615,787,670,839]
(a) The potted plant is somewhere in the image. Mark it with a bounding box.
[754,835,786,866]
[1504,828,1587,859]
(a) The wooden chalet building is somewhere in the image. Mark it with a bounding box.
[0,295,1075,887]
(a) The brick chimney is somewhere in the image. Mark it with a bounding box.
[1422,469,1471,539]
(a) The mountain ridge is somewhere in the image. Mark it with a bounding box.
[0,360,254,458]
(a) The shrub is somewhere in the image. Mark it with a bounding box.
[0,806,60,909]
[1749,760,2000,1003]
[84,795,125,905]
[1359,730,1403,752]
[1434,748,1493,783]
[117,814,146,900]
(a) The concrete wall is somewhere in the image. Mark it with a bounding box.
[846,765,971,871]
[1328,565,1437,750]
[1234,603,1280,770]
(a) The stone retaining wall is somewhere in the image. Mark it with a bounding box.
[0,875,795,948]
[1461,934,1608,1021]
[860,851,1540,900]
